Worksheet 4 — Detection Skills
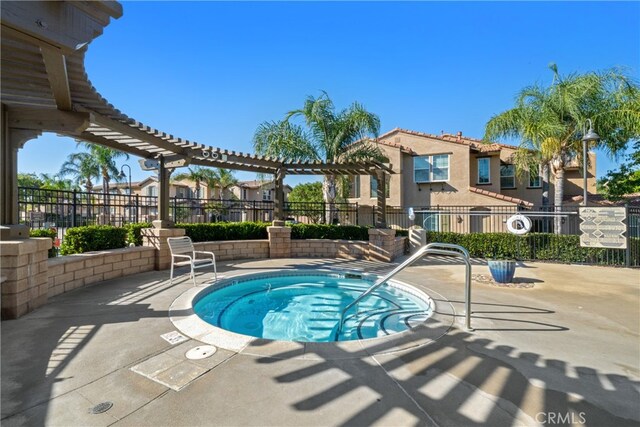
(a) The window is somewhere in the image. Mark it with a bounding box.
[477,158,490,184]
[529,167,542,188]
[242,189,248,200]
[350,176,360,198]
[262,189,272,201]
[414,154,450,183]
[370,175,390,198]
[146,185,157,197]
[423,213,451,232]
[500,164,516,188]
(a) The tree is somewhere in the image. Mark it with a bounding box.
[173,166,217,198]
[253,92,383,222]
[39,173,77,191]
[18,173,44,188]
[288,182,324,223]
[78,143,129,219]
[59,152,99,192]
[598,141,640,200]
[210,168,238,200]
[485,64,640,232]
[289,182,323,203]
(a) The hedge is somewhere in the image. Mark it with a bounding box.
[30,228,57,258]
[177,222,269,242]
[290,224,370,241]
[425,231,639,265]
[60,225,127,255]
[124,222,152,246]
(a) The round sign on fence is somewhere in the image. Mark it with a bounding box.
[506,214,532,235]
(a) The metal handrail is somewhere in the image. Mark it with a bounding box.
[335,243,473,340]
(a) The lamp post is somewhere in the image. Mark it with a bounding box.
[120,164,132,223]
[581,119,600,206]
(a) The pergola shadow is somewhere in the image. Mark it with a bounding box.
[256,325,639,426]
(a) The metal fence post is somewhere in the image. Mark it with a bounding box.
[626,205,631,268]
[172,197,177,222]
[355,202,359,226]
[71,189,77,227]
[135,194,139,223]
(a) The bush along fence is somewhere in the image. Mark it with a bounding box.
[424,231,640,267]
[55,223,375,255]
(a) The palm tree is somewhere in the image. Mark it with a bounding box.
[253,92,382,222]
[173,166,218,199]
[39,173,77,191]
[59,152,99,192]
[210,168,238,200]
[78,143,129,220]
[484,64,640,233]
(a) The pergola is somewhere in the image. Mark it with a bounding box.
[0,1,392,238]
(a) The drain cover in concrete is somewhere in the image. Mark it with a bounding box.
[90,401,113,414]
[185,345,217,360]
[160,331,188,345]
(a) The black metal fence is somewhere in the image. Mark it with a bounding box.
[379,204,583,234]
[18,187,359,241]
[18,187,638,267]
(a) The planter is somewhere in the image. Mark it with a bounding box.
[488,260,517,283]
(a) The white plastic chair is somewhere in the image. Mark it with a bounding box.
[167,236,217,286]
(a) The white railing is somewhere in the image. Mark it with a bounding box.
[335,242,472,340]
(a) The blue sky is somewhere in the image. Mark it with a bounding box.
[19,1,640,187]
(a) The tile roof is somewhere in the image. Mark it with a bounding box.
[374,139,417,155]
[378,128,514,153]
[564,193,640,207]
[469,186,534,207]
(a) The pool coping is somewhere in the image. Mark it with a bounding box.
[169,268,456,360]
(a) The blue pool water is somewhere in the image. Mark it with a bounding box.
[193,272,433,342]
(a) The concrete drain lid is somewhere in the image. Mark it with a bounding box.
[90,401,113,414]
[185,345,217,360]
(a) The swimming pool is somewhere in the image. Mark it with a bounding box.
[192,270,434,342]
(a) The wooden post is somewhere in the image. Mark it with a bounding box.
[374,170,387,228]
[153,156,173,228]
[274,167,285,221]
[1,105,41,239]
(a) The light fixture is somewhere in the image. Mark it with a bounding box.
[581,119,600,206]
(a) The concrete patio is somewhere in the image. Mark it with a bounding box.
[1,257,639,426]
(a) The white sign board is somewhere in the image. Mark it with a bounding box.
[579,207,627,249]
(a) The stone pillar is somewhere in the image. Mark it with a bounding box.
[268,220,291,258]
[1,237,51,319]
[141,227,185,270]
[368,228,396,263]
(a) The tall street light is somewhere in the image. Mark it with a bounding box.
[120,164,132,223]
[581,119,600,206]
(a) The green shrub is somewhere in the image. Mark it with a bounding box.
[424,231,639,265]
[30,228,57,258]
[124,222,152,246]
[177,222,269,242]
[290,224,370,240]
[60,226,127,255]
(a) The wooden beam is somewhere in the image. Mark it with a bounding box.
[39,46,72,110]
[8,108,91,133]
[1,2,120,54]
[74,132,154,159]
[84,110,187,156]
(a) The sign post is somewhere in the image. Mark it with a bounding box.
[579,207,627,249]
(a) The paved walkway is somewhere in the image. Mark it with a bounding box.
[1,257,639,426]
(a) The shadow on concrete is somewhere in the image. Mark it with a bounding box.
[257,324,639,426]
[0,272,178,426]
